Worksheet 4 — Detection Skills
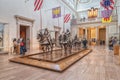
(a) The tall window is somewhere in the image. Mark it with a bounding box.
[0,24,4,51]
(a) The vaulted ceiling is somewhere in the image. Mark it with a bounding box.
[63,0,101,12]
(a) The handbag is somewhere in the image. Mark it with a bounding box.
[22,46,27,52]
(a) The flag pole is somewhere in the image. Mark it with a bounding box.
[63,7,65,33]
[58,17,59,27]
[40,10,42,30]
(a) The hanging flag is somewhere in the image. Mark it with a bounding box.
[100,0,114,10]
[52,7,61,18]
[102,16,112,23]
[34,0,43,11]
[101,10,112,18]
[64,14,71,23]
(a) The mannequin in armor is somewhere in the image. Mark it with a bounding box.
[64,29,71,41]
[66,29,70,38]
[74,35,79,42]
[59,34,62,43]
[44,28,50,37]
[37,31,43,42]
[43,28,51,44]
[63,32,67,42]
[58,34,63,48]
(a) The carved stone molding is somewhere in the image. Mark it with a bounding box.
[15,15,34,23]
[15,15,34,51]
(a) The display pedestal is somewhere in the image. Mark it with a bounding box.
[114,45,119,55]
[9,49,92,72]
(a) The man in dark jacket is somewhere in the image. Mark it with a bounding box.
[83,38,88,48]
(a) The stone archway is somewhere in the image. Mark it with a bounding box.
[54,26,61,46]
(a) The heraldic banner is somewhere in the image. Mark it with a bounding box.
[52,7,61,18]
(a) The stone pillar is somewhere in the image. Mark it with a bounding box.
[71,25,78,39]
[85,28,87,39]
[106,26,109,46]
[116,2,120,42]
[96,27,98,40]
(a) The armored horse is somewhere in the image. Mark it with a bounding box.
[58,29,72,54]
[37,28,54,53]
[72,35,81,50]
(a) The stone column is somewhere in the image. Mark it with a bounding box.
[96,27,98,40]
[106,25,109,46]
[85,28,87,39]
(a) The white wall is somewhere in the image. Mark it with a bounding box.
[0,0,75,50]
[116,0,120,43]
[71,25,79,39]
[41,0,75,32]
[116,1,120,26]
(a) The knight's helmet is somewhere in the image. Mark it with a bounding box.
[44,28,49,35]
[66,29,71,40]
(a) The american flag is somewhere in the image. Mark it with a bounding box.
[64,14,71,23]
[34,0,43,11]
[100,0,114,10]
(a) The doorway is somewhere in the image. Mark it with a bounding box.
[87,28,96,40]
[99,28,106,45]
[54,26,61,47]
[20,25,30,50]
[55,31,59,46]
[79,28,86,38]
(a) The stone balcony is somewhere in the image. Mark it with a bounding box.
[73,15,118,25]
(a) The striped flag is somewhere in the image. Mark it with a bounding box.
[64,14,71,23]
[100,0,114,10]
[34,0,43,11]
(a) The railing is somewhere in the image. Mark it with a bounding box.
[75,6,118,25]
[71,15,118,25]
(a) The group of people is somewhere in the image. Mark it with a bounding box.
[109,36,118,50]
[72,35,88,48]
[13,38,27,55]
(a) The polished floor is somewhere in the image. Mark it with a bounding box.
[0,46,120,80]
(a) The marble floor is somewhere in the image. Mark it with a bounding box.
[0,46,120,80]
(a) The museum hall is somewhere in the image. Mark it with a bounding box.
[0,0,120,80]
